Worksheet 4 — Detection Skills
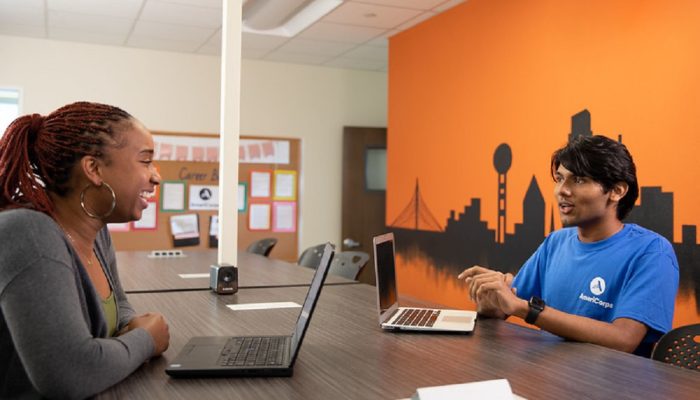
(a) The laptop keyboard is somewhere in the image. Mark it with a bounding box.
[393,308,440,327]
[218,336,286,367]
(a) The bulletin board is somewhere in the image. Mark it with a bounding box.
[110,131,301,263]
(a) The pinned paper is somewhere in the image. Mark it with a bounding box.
[133,201,157,230]
[249,203,271,231]
[161,181,186,211]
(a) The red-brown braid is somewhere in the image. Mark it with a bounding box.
[0,101,133,215]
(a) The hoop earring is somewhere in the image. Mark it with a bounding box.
[80,182,116,219]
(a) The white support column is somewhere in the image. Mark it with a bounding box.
[218,0,242,266]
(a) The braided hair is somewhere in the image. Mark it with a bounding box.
[0,101,133,215]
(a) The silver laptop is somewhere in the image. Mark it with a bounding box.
[165,243,334,378]
[373,233,476,333]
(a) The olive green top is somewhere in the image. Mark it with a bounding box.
[102,291,117,337]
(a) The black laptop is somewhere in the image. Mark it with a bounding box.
[165,243,334,378]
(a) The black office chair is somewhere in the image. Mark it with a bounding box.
[297,244,328,269]
[651,323,700,371]
[328,251,370,281]
[246,238,278,257]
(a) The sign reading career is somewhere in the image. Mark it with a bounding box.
[189,185,219,210]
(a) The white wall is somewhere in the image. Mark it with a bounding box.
[0,35,387,252]
[240,60,387,251]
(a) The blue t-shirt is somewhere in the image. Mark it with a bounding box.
[512,224,679,356]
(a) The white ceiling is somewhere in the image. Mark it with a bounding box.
[0,0,465,72]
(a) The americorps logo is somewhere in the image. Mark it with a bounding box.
[579,277,614,309]
[590,277,606,295]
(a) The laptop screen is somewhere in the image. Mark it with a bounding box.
[375,236,398,313]
[289,243,333,362]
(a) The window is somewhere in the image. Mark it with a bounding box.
[365,147,386,191]
[0,88,21,139]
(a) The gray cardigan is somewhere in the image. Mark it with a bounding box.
[0,209,154,399]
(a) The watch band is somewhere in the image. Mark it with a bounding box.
[525,296,545,324]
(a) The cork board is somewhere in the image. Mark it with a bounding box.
[110,132,301,263]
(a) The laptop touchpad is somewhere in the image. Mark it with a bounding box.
[442,315,473,323]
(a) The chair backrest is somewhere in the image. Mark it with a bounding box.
[297,244,328,269]
[328,251,370,280]
[651,323,700,371]
[246,238,278,257]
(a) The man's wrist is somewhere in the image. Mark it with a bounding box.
[513,298,529,320]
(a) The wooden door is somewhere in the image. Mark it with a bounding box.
[341,126,387,285]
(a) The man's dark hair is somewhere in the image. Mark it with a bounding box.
[551,135,639,220]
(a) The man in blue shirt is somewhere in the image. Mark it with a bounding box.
[458,135,679,357]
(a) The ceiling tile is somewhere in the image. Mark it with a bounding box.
[48,10,134,35]
[0,24,46,38]
[196,41,221,56]
[364,29,400,47]
[341,45,388,62]
[350,0,446,10]
[242,32,290,50]
[0,0,43,7]
[323,57,386,71]
[298,21,385,44]
[264,51,332,65]
[395,11,436,31]
[242,47,271,59]
[322,2,423,29]
[158,0,222,9]
[131,20,215,43]
[196,30,221,55]
[49,27,126,45]
[48,0,143,18]
[127,36,201,53]
[0,6,45,26]
[140,0,221,29]
[207,30,222,47]
[277,38,357,57]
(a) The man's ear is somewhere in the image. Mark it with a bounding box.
[609,182,629,203]
[79,155,104,186]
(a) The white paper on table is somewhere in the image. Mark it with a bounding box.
[249,204,270,230]
[274,173,294,198]
[227,302,301,311]
[170,214,199,239]
[133,202,157,229]
[250,171,271,198]
[162,182,185,210]
[414,379,519,400]
[178,273,210,279]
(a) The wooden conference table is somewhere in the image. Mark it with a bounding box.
[116,250,355,292]
[99,284,700,400]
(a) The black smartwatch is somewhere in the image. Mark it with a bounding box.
[525,296,545,324]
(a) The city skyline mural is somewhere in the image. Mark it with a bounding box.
[388,110,699,327]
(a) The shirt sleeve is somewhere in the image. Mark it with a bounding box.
[613,241,679,336]
[1,258,153,399]
[512,240,547,301]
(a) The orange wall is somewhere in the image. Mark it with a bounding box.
[388,0,700,326]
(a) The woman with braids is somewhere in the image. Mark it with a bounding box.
[0,102,170,399]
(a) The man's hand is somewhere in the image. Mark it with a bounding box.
[458,266,520,318]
